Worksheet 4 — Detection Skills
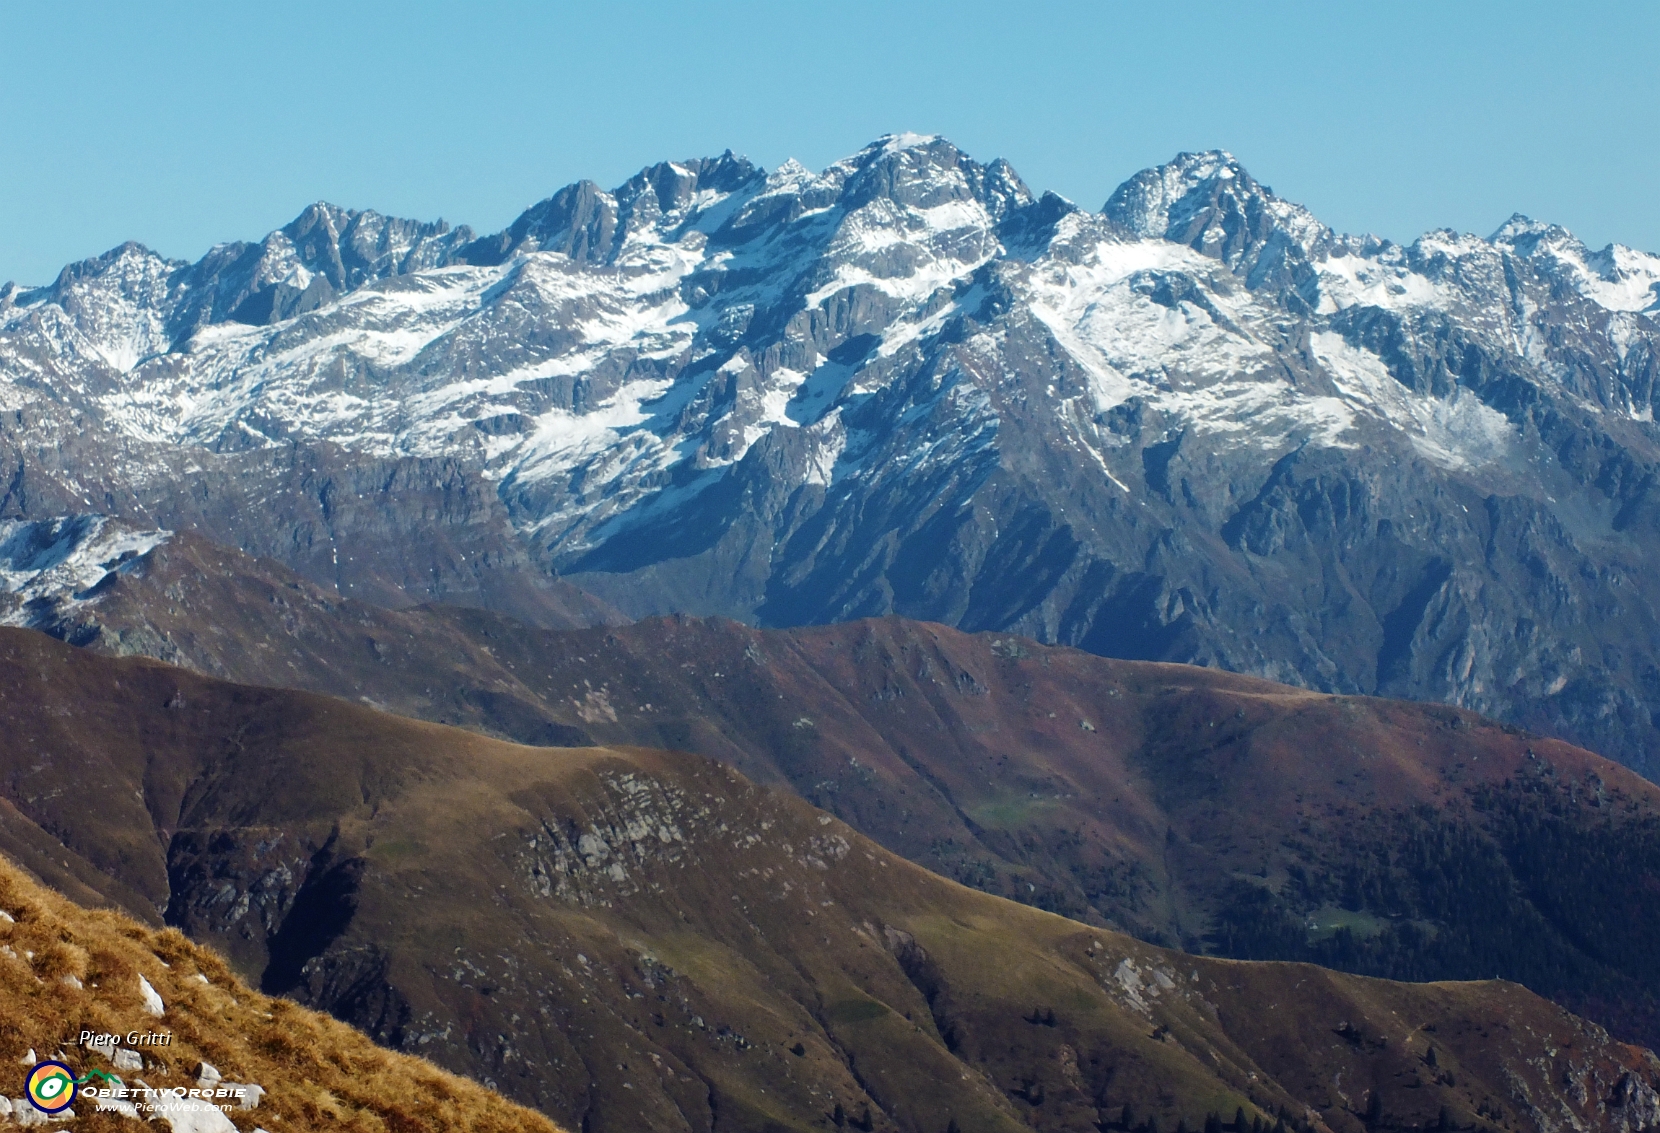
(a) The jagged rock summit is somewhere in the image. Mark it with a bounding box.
[1103,149,1332,293]
[2,134,1659,772]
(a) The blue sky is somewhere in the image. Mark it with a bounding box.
[2,1,1656,284]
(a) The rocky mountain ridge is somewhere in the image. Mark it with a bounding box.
[3,136,1658,771]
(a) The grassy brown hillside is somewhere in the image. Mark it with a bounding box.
[0,851,562,1132]
[0,628,1656,1133]
[22,531,598,744]
[26,538,1660,1051]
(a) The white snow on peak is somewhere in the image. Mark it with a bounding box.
[765,158,812,185]
[1412,229,1491,260]
[1104,150,1330,265]
[0,136,1650,563]
[879,132,942,154]
[27,244,177,372]
[1171,150,1239,179]
[1026,232,1273,404]
[1498,226,1660,314]
[804,204,998,307]
[1489,214,1563,243]
[1106,151,1239,236]
[1026,226,1524,471]
[1024,230,1375,458]
[1316,218,1660,321]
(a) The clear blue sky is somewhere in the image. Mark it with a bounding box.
[2,1,1656,285]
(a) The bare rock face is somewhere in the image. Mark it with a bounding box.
[3,137,1659,770]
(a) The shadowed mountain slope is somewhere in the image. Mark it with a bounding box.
[0,628,1655,1133]
[22,533,1660,1052]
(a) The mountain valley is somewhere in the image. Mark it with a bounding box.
[6,525,1660,1057]
[0,628,1656,1133]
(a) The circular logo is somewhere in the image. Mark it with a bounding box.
[26,1060,77,1114]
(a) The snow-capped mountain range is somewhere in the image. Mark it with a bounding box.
[3,135,1659,772]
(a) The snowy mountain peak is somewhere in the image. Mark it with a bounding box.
[25,242,180,372]
[1489,212,1568,246]
[460,152,766,268]
[1103,151,1329,290]
[877,131,943,153]
[769,157,812,181]
[1479,213,1660,313]
[1102,149,1247,234]
[192,200,473,328]
[2,134,1659,777]
[606,152,766,242]
[46,241,167,290]
[276,199,463,273]
[835,133,1032,217]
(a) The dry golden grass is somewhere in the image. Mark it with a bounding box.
[0,853,566,1133]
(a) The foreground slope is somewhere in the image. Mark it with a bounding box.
[0,852,561,1132]
[21,533,1660,1051]
[0,629,1655,1133]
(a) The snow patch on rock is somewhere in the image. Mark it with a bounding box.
[0,516,170,608]
[1310,332,1514,470]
